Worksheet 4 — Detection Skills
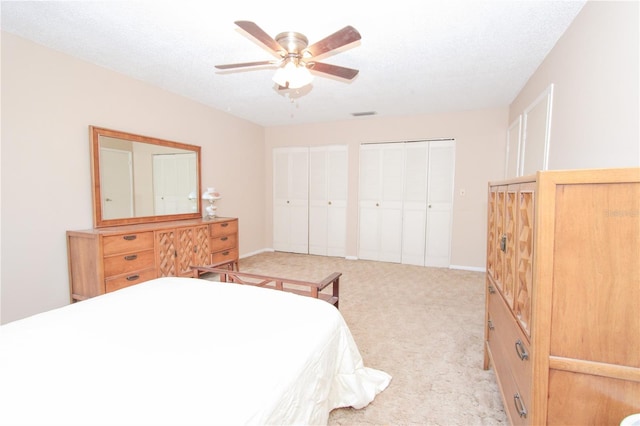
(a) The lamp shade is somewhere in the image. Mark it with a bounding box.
[273,62,313,89]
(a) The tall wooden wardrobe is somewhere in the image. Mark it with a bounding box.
[484,168,639,425]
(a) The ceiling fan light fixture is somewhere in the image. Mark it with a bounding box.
[273,61,313,89]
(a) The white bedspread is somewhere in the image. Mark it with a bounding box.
[0,277,390,425]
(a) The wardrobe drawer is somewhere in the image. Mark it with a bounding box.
[210,234,237,252]
[105,268,157,293]
[103,232,154,256]
[211,248,238,265]
[210,220,237,237]
[103,249,155,277]
[488,285,533,406]
[492,347,530,426]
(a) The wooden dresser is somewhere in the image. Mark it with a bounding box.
[67,217,238,301]
[483,168,640,425]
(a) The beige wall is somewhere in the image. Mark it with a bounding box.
[1,33,265,323]
[510,0,639,169]
[2,0,638,324]
[264,109,508,269]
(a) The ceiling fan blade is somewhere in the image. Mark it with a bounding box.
[215,60,278,70]
[234,20,283,54]
[306,26,361,57]
[308,62,359,80]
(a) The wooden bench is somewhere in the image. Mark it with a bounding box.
[191,260,341,308]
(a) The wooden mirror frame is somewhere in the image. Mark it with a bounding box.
[90,126,202,228]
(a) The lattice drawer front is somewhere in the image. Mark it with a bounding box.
[195,226,210,255]
[495,189,506,290]
[515,190,534,337]
[193,226,211,266]
[487,189,497,277]
[504,189,517,308]
[177,228,195,275]
[157,231,177,277]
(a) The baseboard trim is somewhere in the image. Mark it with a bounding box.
[243,251,486,273]
[449,264,486,272]
[240,248,273,259]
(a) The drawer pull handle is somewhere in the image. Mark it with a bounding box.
[488,285,496,294]
[222,251,230,256]
[221,237,228,241]
[488,319,495,331]
[126,275,140,281]
[123,235,137,241]
[124,255,138,261]
[500,235,507,252]
[515,339,529,361]
[513,393,527,418]
[221,223,229,227]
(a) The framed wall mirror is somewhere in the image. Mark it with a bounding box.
[90,126,202,228]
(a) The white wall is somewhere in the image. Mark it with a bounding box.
[1,33,265,324]
[510,1,639,169]
[2,0,638,324]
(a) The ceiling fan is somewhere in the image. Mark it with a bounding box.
[215,21,361,89]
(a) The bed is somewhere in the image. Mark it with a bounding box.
[0,276,391,425]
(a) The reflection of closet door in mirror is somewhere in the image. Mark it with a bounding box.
[153,153,197,215]
[100,148,133,219]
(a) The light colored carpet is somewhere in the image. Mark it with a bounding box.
[220,251,508,425]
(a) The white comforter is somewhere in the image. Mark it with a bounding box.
[0,277,390,425]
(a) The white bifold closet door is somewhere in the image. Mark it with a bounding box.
[309,146,348,257]
[423,141,455,267]
[358,140,455,267]
[358,143,404,262]
[273,147,309,254]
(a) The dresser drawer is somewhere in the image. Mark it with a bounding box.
[211,248,238,264]
[103,232,154,256]
[105,268,157,293]
[103,249,155,277]
[210,220,238,237]
[490,343,530,426]
[210,234,237,252]
[488,284,533,409]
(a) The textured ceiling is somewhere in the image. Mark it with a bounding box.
[1,0,586,127]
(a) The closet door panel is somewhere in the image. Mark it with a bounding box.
[402,142,429,265]
[425,141,455,267]
[358,143,404,261]
[402,208,427,265]
[379,208,403,263]
[357,203,380,260]
[309,146,347,257]
[272,147,309,254]
[288,200,309,253]
[309,148,328,255]
[326,204,347,256]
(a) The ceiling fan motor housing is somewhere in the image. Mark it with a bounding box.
[275,32,309,55]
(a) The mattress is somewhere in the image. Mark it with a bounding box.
[0,277,390,425]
